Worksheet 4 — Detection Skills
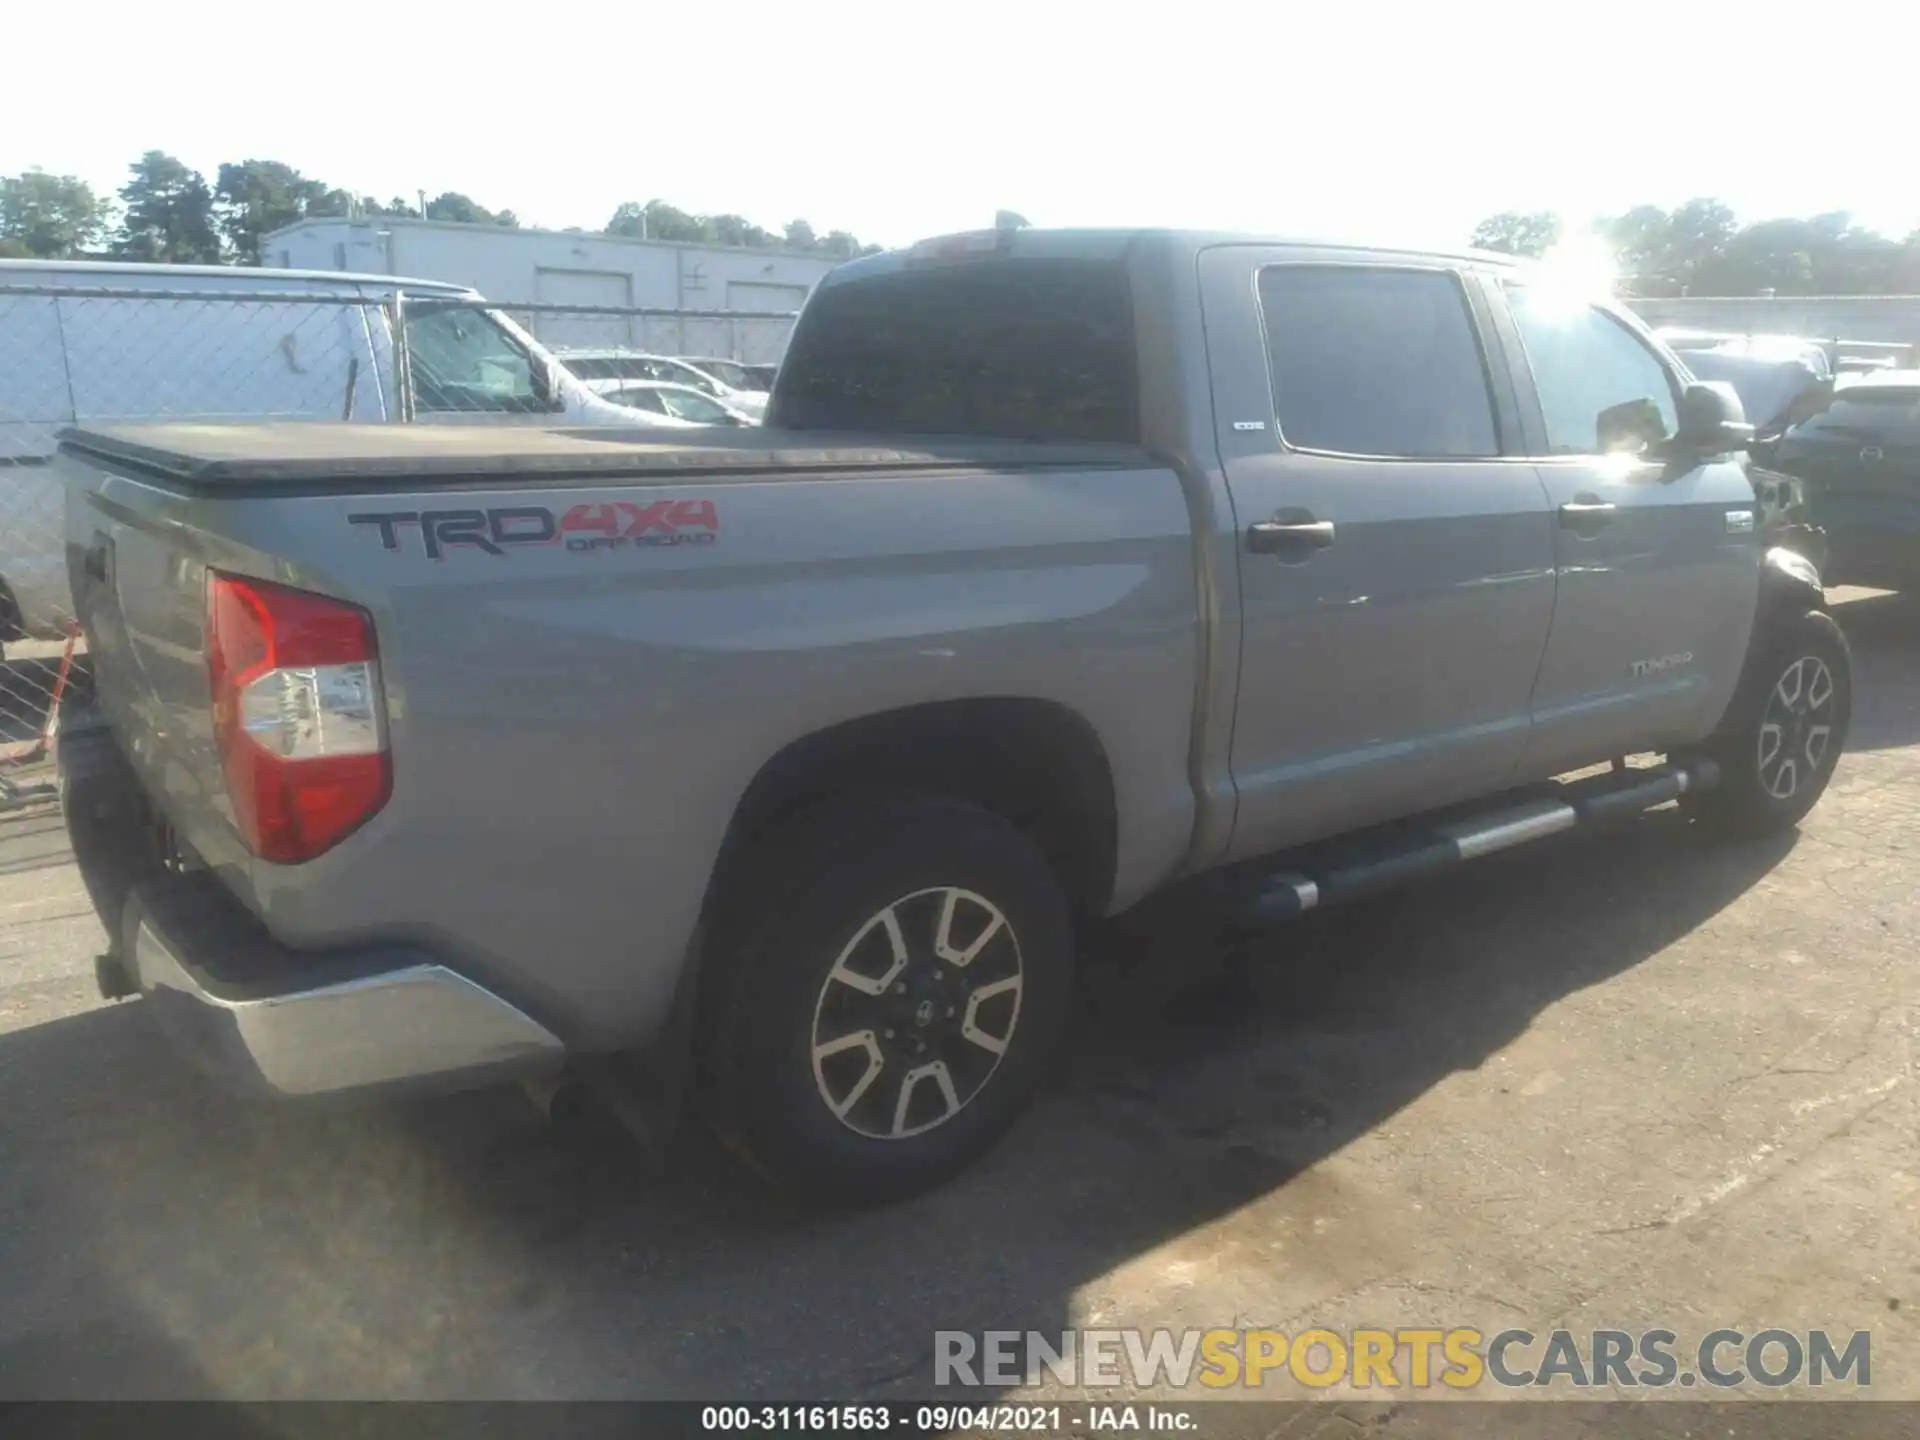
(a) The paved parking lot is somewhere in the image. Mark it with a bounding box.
[0,591,1914,1415]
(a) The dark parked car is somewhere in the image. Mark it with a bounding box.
[1666,334,1833,437]
[1768,371,1920,589]
[1663,334,1833,568]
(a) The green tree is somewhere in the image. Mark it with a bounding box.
[609,201,877,254]
[1660,198,1740,292]
[708,213,776,248]
[1893,231,1920,293]
[114,151,220,263]
[816,229,866,260]
[1602,204,1676,283]
[607,199,711,243]
[0,169,109,257]
[1469,210,1562,258]
[1790,213,1901,294]
[422,191,517,226]
[213,159,344,263]
[1593,199,1916,296]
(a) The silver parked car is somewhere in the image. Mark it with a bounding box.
[553,349,768,419]
[604,381,759,426]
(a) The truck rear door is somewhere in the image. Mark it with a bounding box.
[1198,247,1559,859]
[1484,282,1761,774]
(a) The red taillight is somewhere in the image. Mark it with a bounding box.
[207,573,389,863]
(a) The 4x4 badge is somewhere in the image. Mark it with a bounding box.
[348,499,719,560]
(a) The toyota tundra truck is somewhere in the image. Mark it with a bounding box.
[53,228,1852,1202]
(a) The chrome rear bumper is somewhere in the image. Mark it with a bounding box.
[122,880,563,1098]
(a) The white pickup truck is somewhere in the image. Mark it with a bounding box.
[0,259,685,646]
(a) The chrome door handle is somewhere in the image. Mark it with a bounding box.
[1558,500,1617,528]
[1248,518,1336,555]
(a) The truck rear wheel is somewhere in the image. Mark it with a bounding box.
[701,794,1074,1205]
[1683,609,1852,837]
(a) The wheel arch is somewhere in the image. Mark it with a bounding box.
[701,696,1121,929]
[1757,545,1828,630]
[1705,545,1833,736]
[623,698,1120,1136]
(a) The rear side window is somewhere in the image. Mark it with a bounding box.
[1257,266,1499,459]
[772,259,1138,442]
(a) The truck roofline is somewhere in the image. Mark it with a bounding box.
[821,227,1523,287]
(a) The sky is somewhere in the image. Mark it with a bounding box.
[6,0,1917,250]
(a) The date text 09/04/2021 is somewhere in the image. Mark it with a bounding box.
[699,1405,1194,1433]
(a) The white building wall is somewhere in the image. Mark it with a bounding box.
[263,218,836,361]
[1626,295,1920,351]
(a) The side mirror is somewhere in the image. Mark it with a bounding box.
[1671,381,1755,456]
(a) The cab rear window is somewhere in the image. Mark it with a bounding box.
[770,258,1138,442]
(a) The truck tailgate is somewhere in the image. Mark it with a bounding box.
[60,442,248,887]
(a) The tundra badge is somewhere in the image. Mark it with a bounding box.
[1632,652,1694,678]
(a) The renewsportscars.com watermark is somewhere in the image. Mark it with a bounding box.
[935,1327,1873,1391]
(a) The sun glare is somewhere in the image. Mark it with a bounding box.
[1527,234,1620,315]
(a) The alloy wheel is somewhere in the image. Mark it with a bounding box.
[1757,654,1837,801]
[809,886,1024,1139]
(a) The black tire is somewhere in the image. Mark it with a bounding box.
[56,697,165,953]
[1682,608,1852,837]
[700,793,1074,1206]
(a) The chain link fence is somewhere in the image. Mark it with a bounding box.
[0,281,797,813]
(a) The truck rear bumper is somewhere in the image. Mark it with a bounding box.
[119,877,565,1098]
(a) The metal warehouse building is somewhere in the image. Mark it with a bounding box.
[262,217,840,360]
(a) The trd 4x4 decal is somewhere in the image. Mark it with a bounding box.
[348,499,719,559]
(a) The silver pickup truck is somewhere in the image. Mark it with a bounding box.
[54,228,1852,1202]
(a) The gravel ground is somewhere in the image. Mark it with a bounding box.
[0,590,1913,1425]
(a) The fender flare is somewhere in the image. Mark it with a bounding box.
[1708,545,1832,738]
[1757,544,1827,630]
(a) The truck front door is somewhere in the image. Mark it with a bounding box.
[1485,283,1762,775]
[1199,248,1560,860]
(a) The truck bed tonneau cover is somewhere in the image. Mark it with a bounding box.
[57,422,1154,492]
